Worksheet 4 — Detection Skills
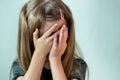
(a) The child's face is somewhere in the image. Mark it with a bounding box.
[41,19,67,35]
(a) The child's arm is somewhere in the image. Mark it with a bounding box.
[17,52,46,80]
[49,25,68,80]
[50,58,67,80]
[17,23,60,80]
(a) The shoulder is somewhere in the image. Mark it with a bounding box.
[73,58,87,72]
[10,59,25,80]
[73,58,87,65]
[71,58,87,80]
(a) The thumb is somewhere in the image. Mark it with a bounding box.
[33,28,39,43]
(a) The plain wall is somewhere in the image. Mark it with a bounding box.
[0,0,120,80]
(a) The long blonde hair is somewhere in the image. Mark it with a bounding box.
[18,0,75,79]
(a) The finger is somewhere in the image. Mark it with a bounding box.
[53,32,58,47]
[43,20,64,38]
[59,25,65,44]
[46,34,54,42]
[63,25,68,42]
[47,30,60,42]
[43,23,58,38]
[33,28,39,43]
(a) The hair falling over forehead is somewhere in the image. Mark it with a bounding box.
[17,0,75,79]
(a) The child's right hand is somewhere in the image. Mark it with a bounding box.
[33,23,59,57]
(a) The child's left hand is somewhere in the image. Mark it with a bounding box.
[49,25,68,61]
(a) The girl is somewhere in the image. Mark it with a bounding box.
[10,0,87,80]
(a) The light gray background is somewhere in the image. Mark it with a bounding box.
[0,0,120,80]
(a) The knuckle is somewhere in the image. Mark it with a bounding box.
[46,39,51,44]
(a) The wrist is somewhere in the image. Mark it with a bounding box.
[34,50,47,57]
[49,57,61,64]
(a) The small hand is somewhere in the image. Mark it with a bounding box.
[33,23,59,57]
[49,25,68,61]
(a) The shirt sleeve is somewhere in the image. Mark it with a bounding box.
[71,58,87,80]
[11,59,25,80]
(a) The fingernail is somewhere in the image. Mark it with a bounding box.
[64,26,68,31]
[63,25,66,28]
[35,28,38,32]
[55,23,58,26]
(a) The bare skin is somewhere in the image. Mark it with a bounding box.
[17,20,77,80]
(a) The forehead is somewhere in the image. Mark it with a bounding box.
[41,19,67,34]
